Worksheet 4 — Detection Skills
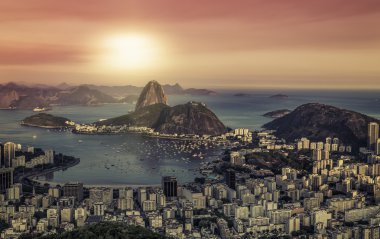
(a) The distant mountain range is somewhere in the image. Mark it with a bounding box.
[263,103,380,147]
[0,83,117,109]
[82,83,216,97]
[0,82,216,109]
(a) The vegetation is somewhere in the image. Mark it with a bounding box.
[245,151,313,174]
[95,103,169,127]
[0,220,10,233]
[22,113,71,128]
[20,222,166,239]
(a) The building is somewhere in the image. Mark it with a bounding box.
[225,169,236,190]
[3,142,16,168]
[93,202,105,216]
[137,188,147,205]
[63,182,83,201]
[377,138,380,155]
[0,143,4,167]
[44,149,55,164]
[61,208,73,223]
[0,168,13,193]
[89,187,113,205]
[6,183,22,201]
[312,149,323,161]
[162,176,177,199]
[368,122,379,151]
[286,216,300,234]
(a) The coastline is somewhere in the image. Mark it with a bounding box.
[20,122,73,129]
[15,157,80,188]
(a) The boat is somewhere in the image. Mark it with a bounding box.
[33,107,51,112]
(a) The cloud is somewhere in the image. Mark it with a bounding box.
[0,44,89,65]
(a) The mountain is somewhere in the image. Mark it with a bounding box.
[263,103,380,147]
[97,102,227,136]
[0,83,59,109]
[56,82,71,90]
[83,84,142,97]
[80,83,215,97]
[21,113,72,128]
[154,102,227,135]
[162,83,184,94]
[55,85,117,105]
[96,103,170,128]
[135,80,168,111]
[118,95,139,104]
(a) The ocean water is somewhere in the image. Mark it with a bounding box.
[0,90,379,185]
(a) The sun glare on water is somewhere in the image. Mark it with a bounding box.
[101,33,159,70]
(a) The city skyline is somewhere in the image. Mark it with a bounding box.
[0,0,380,89]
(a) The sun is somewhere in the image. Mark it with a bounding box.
[102,33,158,70]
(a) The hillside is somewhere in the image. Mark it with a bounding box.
[0,83,59,109]
[55,85,117,105]
[21,113,72,128]
[135,80,168,111]
[154,102,227,135]
[0,83,117,109]
[97,102,227,136]
[263,103,380,147]
[96,103,170,128]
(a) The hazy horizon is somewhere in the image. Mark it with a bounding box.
[3,80,380,92]
[0,0,380,89]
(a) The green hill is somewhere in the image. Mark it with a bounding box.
[21,113,72,128]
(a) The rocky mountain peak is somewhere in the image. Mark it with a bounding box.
[135,80,168,111]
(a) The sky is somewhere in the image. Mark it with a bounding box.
[0,0,379,89]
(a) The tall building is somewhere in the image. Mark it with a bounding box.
[312,149,323,161]
[93,202,105,216]
[368,122,379,151]
[0,168,14,193]
[225,169,236,190]
[44,149,55,164]
[377,138,380,155]
[162,176,178,199]
[63,182,83,201]
[0,143,4,167]
[4,142,16,168]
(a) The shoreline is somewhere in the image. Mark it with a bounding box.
[20,122,73,129]
[31,178,162,188]
[15,157,80,188]
[72,129,229,143]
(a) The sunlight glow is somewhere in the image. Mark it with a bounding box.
[102,33,159,70]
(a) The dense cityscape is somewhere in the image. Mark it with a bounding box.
[1,1,380,238]
[0,122,379,239]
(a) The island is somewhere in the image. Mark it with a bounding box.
[269,93,289,99]
[263,109,291,118]
[21,113,75,129]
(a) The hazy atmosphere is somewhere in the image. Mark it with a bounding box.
[0,0,379,89]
